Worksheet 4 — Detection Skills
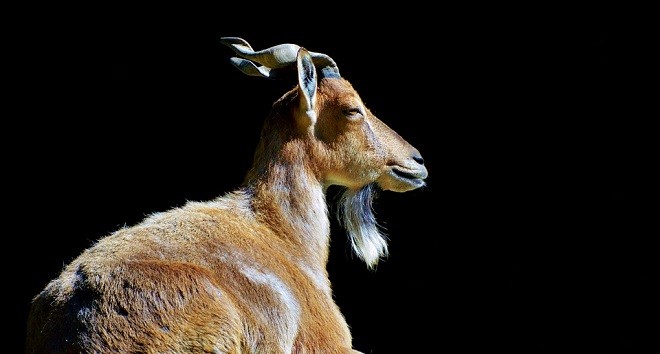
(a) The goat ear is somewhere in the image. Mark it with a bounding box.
[297,48,317,126]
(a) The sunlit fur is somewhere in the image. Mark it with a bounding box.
[26,51,426,353]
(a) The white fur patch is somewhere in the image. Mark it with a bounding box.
[239,264,300,352]
[297,261,330,294]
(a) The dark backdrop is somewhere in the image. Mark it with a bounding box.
[13,7,653,353]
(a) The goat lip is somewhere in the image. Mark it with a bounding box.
[390,167,427,186]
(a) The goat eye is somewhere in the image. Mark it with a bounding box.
[342,108,362,118]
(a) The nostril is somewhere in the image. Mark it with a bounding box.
[412,153,424,165]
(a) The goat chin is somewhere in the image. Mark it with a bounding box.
[378,179,426,193]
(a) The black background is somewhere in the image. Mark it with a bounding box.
[12,6,654,353]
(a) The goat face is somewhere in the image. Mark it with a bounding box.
[295,52,427,193]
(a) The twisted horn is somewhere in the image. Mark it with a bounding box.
[228,57,293,79]
[220,37,340,79]
[221,37,300,69]
[218,37,254,52]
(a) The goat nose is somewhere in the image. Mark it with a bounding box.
[412,152,424,165]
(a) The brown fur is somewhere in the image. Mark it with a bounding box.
[26,69,426,353]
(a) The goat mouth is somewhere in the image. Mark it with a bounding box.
[390,167,426,187]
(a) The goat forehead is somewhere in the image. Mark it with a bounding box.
[319,78,359,98]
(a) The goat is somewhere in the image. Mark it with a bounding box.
[26,37,428,353]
